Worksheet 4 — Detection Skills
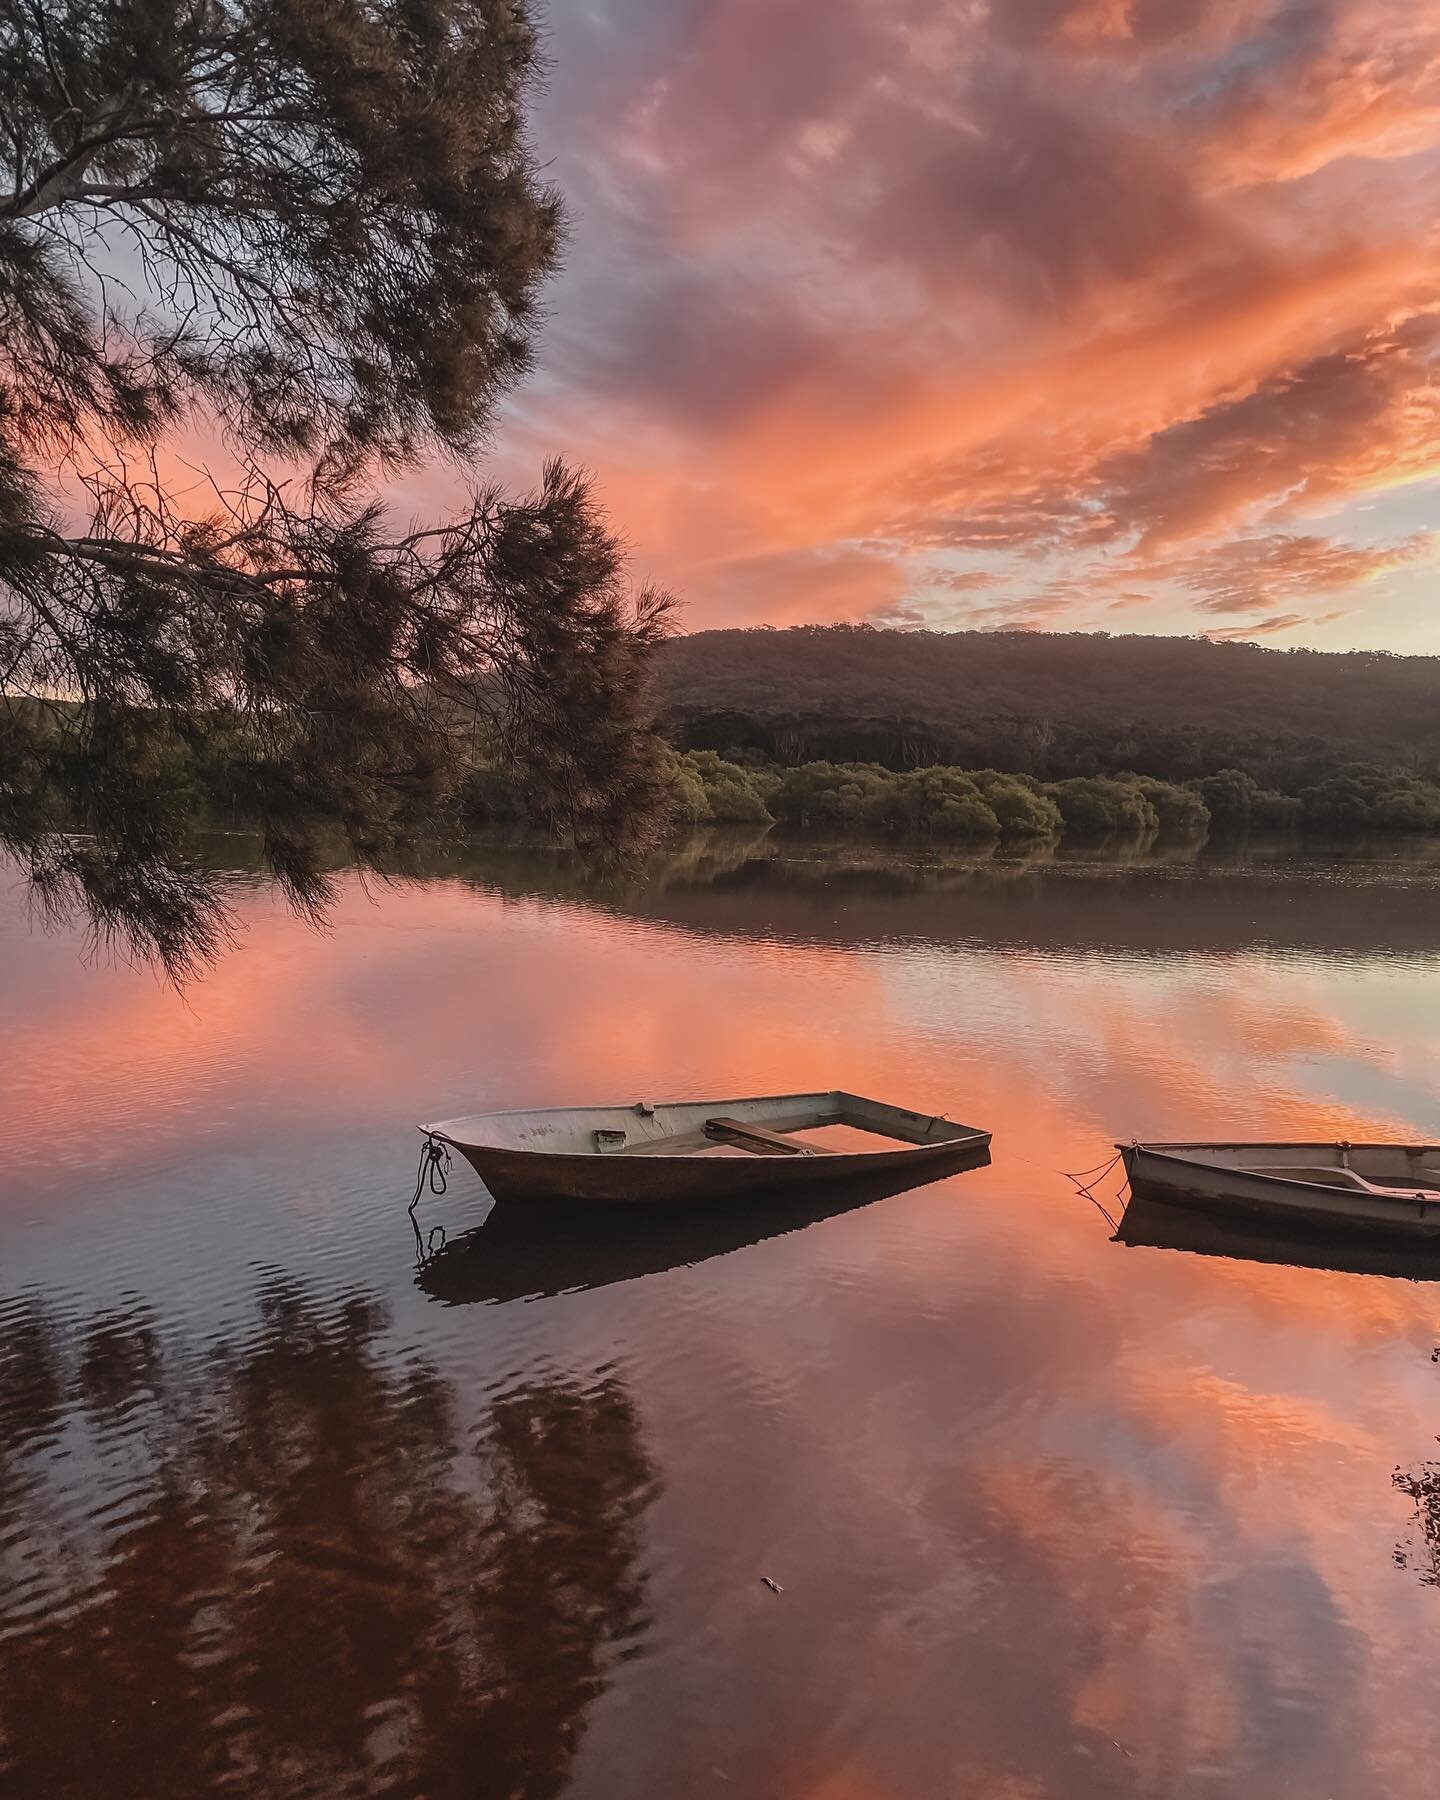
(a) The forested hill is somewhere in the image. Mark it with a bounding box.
[654,626,1440,784]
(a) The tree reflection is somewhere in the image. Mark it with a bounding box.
[0,1283,655,1798]
[1394,1444,1440,1587]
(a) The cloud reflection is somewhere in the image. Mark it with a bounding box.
[8,845,1440,1791]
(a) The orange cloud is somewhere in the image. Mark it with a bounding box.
[478,0,1440,639]
[1194,3,1440,186]
[684,545,912,627]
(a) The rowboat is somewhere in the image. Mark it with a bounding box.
[1119,1140,1440,1238]
[420,1090,990,1205]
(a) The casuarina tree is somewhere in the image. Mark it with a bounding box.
[0,0,674,975]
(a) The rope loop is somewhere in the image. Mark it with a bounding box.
[410,1134,450,1210]
[409,1134,452,1265]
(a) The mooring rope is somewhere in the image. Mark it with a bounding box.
[412,1133,450,1205]
[409,1134,452,1264]
[1058,1147,1129,1234]
[994,1142,1132,1235]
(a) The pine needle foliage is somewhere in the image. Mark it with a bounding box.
[0,0,674,976]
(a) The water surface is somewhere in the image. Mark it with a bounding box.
[5,834,1440,1798]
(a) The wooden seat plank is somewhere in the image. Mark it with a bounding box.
[702,1117,831,1157]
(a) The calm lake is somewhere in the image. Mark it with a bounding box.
[6,832,1440,1799]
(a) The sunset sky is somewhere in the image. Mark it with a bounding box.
[440,0,1440,650]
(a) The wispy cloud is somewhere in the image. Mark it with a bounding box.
[1204,614,1312,639]
[1167,530,1435,613]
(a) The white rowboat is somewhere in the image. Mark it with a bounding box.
[422,1090,990,1205]
[1120,1140,1440,1237]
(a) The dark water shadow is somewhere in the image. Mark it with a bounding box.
[0,1280,656,1799]
[416,1147,991,1307]
[191,823,1440,959]
[441,834,1440,960]
[1115,1191,1440,1282]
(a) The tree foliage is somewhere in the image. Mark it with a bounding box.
[1049,776,1157,837]
[1299,764,1440,834]
[759,759,1199,843]
[972,769,1062,836]
[1193,768,1302,834]
[680,750,774,824]
[0,0,673,975]
[872,769,996,838]
[1130,774,1209,835]
[653,626,1440,842]
[658,625,1440,791]
[769,761,891,833]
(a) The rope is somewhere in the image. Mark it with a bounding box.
[411,1133,450,1206]
[1059,1147,1129,1234]
[409,1134,451,1264]
[1065,1149,1128,1184]
[996,1143,1134,1235]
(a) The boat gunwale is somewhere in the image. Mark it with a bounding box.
[1118,1141,1440,1218]
[1118,1140,1440,1155]
[423,1090,989,1165]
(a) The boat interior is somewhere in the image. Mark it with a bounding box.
[428,1090,984,1160]
[1154,1141,1440,1197]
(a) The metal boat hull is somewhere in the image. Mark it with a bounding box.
[1121,1140,1440,1238]
[423,1090,990,1206]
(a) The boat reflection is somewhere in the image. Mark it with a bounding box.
[1115,1191,1440,1281]
[415,1145,991,1306]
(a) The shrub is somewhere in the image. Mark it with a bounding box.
[865,769,1001,838]
[1193,768,1300,833]
[1131,776,1210,833]
[1049,777,1158,836]
[1251,788,1305,829]
[970,771,1063,836]
[770,762,892,830]
[663,751,712,825]
[1299,764,1440,834]
[680,751,773,823]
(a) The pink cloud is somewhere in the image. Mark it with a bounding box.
[476,0,1440,640]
